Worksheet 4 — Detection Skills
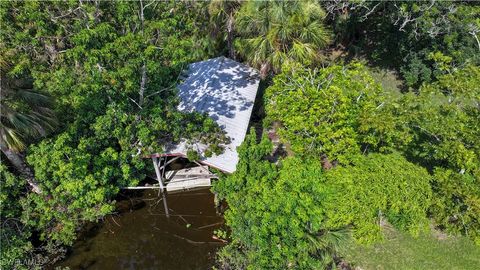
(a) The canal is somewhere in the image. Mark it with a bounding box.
[54,188,225,270]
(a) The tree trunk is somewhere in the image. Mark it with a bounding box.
[227,13,235,59]
[139,62,147,107]
[1,147,42,194]
[138,0,147,108]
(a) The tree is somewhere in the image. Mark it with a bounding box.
[209,0,241,59]
[235,0,331,77]
[430,168,480,245]
[265,61,408,164]
[323,1,480,87]
[0,165,32,269]
[323,153,432,243]
[263,60,480,245]
[215,130,433,269]
[399,65,480,172]
[214,130,349,269]
[1,0,226,248]
[0,57,56,194]
[396,66,480,243]
[341,64,480,242]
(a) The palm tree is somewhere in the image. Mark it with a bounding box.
[208,0,241,59]
[235,0,332,78]
[1,62,56,194]
[306,227,349,268]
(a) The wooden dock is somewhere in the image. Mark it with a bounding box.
[122,158,218,217]
[122,158,217,193]
[165,166,214,192]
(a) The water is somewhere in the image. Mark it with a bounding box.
[54,189,225,270]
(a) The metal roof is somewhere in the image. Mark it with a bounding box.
[161,57,260,173]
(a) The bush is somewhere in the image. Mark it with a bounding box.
[214,130,347,269]
[324,153,432,243]
[1,165,33,269]
[430,168,480,245]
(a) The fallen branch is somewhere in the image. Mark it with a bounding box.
[171,234,225,246]
[197,221,224,230]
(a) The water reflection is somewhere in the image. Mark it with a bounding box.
[55,189,225,270]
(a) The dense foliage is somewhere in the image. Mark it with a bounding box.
[234,0,331,77]
[323,153,432,243]
[324,0,480,87]
[214,130,348,269]
[1,1,225,267]
[215,59,479,268]
[215,131,433,268]
[431,169,480,244]
[265,62,397,163]
[368,65,480,244]
[400,65,480,172]
[0,165,32,269]
[1,0,479,269]
[264,62,480,245]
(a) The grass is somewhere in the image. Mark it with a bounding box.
[368,67,404,95]
[341,226,480,270]
[330,49,405,95]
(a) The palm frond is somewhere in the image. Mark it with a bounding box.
[235,0,332,77]
[0,127,25,151]
[15,89,52,107]
[0,74,57,151]
[306,227,350,264]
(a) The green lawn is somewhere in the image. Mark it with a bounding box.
[368,67,404,96]
[342,227,480,270]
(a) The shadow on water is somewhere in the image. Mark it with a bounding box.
[53,189,225,270]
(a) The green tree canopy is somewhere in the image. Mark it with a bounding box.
[324,152,432,243]
[324,1,480,87]
[1,0,226,247]
[265,61,480,245]
[214,130,347,269]
[215,131,433,269]
[0,165,33,269]
[235,0,331,77]
[265,62,407,164]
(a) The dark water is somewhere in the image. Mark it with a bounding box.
[55,189,225,270]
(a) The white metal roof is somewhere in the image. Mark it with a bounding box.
[161,56,260,173]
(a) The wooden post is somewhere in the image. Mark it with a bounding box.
[152,156,170,218]
[158,156,181,172]
[153,156,166,189]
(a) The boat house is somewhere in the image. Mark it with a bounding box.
[147,57,260,193]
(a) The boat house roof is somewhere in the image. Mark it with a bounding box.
[155,57,260,173]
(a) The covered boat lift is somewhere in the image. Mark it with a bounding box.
[127,57,260,203]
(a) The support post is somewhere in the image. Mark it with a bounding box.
[153,156,166,190]
[158,156,181,173]
[152,156,170,218]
